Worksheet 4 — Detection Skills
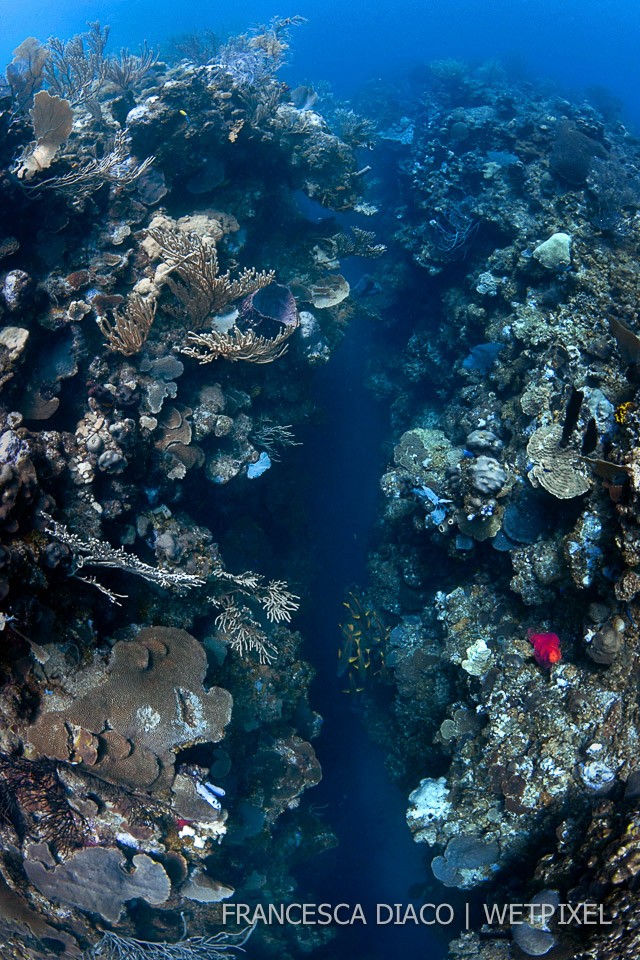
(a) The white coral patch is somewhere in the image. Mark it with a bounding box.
[136,705,161,731]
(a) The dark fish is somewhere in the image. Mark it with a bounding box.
[610,317,640,364]
[559,387,584,447]
[581,417,598,455]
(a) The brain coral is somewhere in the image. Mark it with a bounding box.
[27,627,233,792]
[24,846,170,923]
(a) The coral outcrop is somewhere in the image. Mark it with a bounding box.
[357,52,640,960]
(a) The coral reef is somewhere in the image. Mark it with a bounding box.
[356,52,640,960]
[4,12,640,960]
[0,16,367,957]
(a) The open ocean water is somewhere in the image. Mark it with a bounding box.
[2,0,639,124]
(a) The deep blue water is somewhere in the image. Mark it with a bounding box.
[2,0,640,127]
[292,312,437,959]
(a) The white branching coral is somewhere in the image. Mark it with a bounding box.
[261,579,300,623]
[44,516,299,660]
[43,516,205,597]
[210,571,300,662]
[84,924,255,960]
[214,597,278,664]
[250,421,300,460]
[21,129,154,198]
[210,565,300,623]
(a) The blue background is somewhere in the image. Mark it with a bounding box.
[1,0,638,125]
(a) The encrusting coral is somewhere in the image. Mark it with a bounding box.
[25,627,233,792]
[24,846,171,924]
